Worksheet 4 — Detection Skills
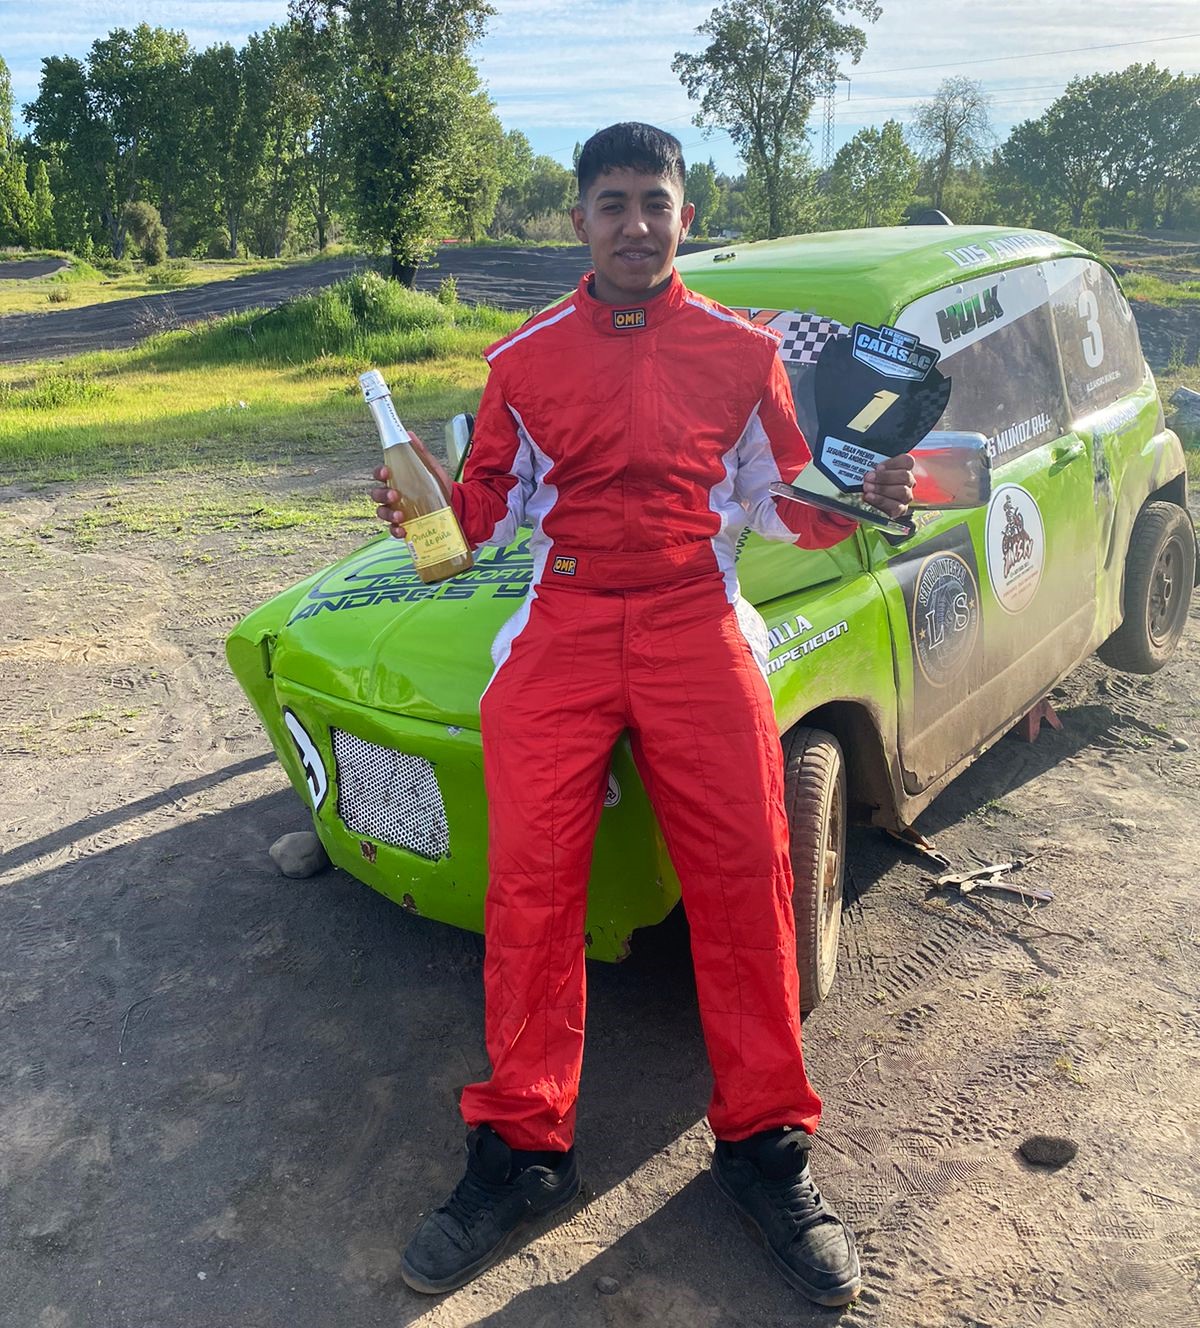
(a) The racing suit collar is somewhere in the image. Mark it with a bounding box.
[576,269,688,334]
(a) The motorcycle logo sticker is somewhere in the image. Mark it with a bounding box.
[911,549,981,688]
[985,484,1044,614]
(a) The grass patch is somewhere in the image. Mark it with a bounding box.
[0,273,521,484]
[0,251,335,317]
[1123,272,1200,307]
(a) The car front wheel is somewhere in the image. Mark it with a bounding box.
[783,725,846,1013]
[1098,501,1196,674]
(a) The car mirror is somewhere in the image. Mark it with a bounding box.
[444,412,474,478]
[909,431,991,509]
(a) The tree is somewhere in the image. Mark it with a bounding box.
[0,55,14,155]
[994,64,1195,231]
[30,160,55,246]
[25,25,191,256]
[823,119,917,228]
[0,152,33,245]
[912,77,992,211]
[686,159,720,235]
[444,84,507,241]
[673,0,880,239]
[293,0,494,282]
[293,14,349,250]
[123,199,167,263]
[190,40,275,255]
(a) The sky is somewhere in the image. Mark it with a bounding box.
[3,0,1200,174]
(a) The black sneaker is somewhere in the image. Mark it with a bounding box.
[711,1127,861,1307]
[401,1125,581,1294]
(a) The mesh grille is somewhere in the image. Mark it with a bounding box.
[332,729,449,860]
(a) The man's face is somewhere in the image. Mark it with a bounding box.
[571,167,695,305]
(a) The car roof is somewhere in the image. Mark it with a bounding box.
[676,225,1091,329]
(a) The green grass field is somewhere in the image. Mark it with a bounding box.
[0,271,522,485]
[0,249,353,317]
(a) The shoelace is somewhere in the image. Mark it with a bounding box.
[761,1168,835,1235]
[438,1167,517,1247]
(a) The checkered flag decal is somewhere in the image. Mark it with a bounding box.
[775,314,848,365]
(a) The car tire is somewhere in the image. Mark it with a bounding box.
[783,726,846,1013]
[1097,501,1196,674]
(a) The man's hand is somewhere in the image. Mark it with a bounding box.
[368,430,454,539]
[370,466,407,539]
[861,453,915,518]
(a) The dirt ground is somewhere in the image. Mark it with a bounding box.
[1,448,1197,1328]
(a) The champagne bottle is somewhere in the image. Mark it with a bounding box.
[360,370,473,584]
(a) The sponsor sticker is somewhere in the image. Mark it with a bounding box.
[604,773,621,808]
[288,540,534,622]
[911,550,980,687]
[984,484,1044,614]
[612,308,646,329]
[552,555,578,576]
[851,323,940,381]
[283,708,328,810]
[936,286,1004,344]
[766,620,850,676]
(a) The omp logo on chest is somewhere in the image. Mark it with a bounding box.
[552,556,578,576]
[612,308,646,329]
[936,286,1004,343]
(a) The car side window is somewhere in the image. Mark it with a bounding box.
[1046,258,1145,416]
[893,263,1070,469]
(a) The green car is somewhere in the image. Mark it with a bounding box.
[227,225,1197,1010]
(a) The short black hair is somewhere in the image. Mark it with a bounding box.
[576,123,686,200]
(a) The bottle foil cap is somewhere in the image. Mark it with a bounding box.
[359,370,390,403]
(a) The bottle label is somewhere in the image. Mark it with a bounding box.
[405,506,470,569]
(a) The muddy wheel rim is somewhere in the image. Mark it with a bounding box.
[1148,537,1184,645]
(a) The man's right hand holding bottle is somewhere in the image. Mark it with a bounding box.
[369,431,453,541]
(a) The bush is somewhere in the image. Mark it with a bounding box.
[147,259,192,287]
[520,211,577,244]
[122,201,168,266]
[0,371,110,410]
[437,275,459,306]
[94,256,133,277]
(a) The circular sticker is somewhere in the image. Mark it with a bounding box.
[985,484,1044,614]
[911,550,980,687]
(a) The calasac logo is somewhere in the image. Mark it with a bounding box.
[936,286,1004,343]
[552,556,577,576]
[612,308,646,329]
[851,323,940,381]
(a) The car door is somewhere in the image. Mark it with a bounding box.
[869,262,1098,793]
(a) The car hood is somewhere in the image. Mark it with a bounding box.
[270,535,535,728]
[268,530,858,726]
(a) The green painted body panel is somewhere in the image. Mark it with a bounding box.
[676,226,1084,328]
[228,225,1187,961]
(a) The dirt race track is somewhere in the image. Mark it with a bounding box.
[0,246,685,364]
[1,458,1198,1328]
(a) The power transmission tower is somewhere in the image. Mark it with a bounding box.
[822,76,837,168]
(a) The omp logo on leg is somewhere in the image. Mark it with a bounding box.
[612,308,646,329]
[552,556,577,576]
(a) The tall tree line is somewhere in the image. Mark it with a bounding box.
[10,7,581,271]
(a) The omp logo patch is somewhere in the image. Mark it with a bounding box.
[552,556,577,576]
[612,308,646,329]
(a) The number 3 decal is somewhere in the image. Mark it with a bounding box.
[1078,289,1104,368]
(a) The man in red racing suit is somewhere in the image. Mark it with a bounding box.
[374,123,914,1308]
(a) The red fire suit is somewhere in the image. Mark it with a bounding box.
[451,271,856,1152]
